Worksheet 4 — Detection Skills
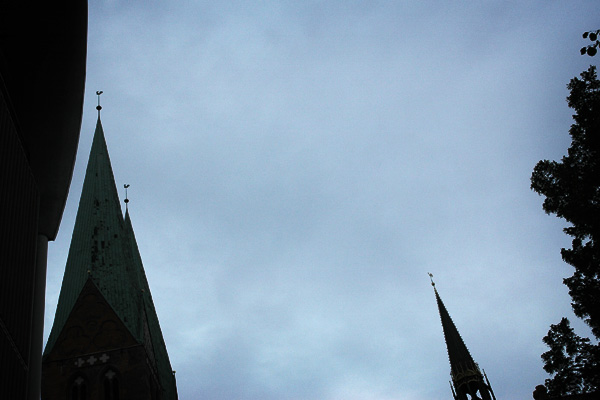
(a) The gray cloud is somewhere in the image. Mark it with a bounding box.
[44,2,600,399]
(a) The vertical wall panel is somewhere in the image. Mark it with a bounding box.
[0,84,40,400]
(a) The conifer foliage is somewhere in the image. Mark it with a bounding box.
[531,66,600,396]
[540,318,600,395]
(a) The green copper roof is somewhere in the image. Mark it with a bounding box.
[44,117,176,398]
[124,209,177,399]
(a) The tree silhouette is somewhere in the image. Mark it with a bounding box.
[531,66,600,396]
[580,30,599,56]
[541,318,600,396]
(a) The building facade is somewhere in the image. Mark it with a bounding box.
[0,3,87,399]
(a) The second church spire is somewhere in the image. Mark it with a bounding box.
[430,274,497,400]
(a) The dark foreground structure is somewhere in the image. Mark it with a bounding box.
[0,3,87,399]
[42,110,178,399]
[431,276,497,400]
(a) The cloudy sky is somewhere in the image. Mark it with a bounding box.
[44,2,599,399]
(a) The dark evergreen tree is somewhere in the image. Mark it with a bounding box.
[541,318,600,395]
[531,66,600,396]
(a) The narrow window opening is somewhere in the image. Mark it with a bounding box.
[70,375,87,400]
[103,369,119,400]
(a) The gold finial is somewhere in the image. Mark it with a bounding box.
[96,90,103,116]
[124,184,130,207]
[428,272,435,287]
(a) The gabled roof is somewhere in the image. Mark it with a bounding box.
[44,116,176,398]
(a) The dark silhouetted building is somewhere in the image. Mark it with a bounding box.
[431,277,497,400]
[42,113,177,399]
[0,3,87,399]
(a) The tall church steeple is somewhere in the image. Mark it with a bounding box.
[42,105,177,399]
[429,274,496,400]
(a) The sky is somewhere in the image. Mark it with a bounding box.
[44,2,599,399]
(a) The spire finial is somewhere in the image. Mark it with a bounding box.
[428,272,435,287]
[124,184,130,208]
[96,90,103,117]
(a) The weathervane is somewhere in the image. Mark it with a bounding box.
[96,90,103,117]
[124,184,130,208]
[428,272,435,287]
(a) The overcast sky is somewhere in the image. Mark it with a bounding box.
[44,2,599,399]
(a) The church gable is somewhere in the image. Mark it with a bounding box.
[44,278,138,362]
[42,279,163,400]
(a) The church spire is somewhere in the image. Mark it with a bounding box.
[429,274,497,400]
[123,207,178,400]
[43,103,177,399]
[44,113,135,357]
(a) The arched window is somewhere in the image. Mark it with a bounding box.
[70,375,87,400]
[103,368,119,400]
